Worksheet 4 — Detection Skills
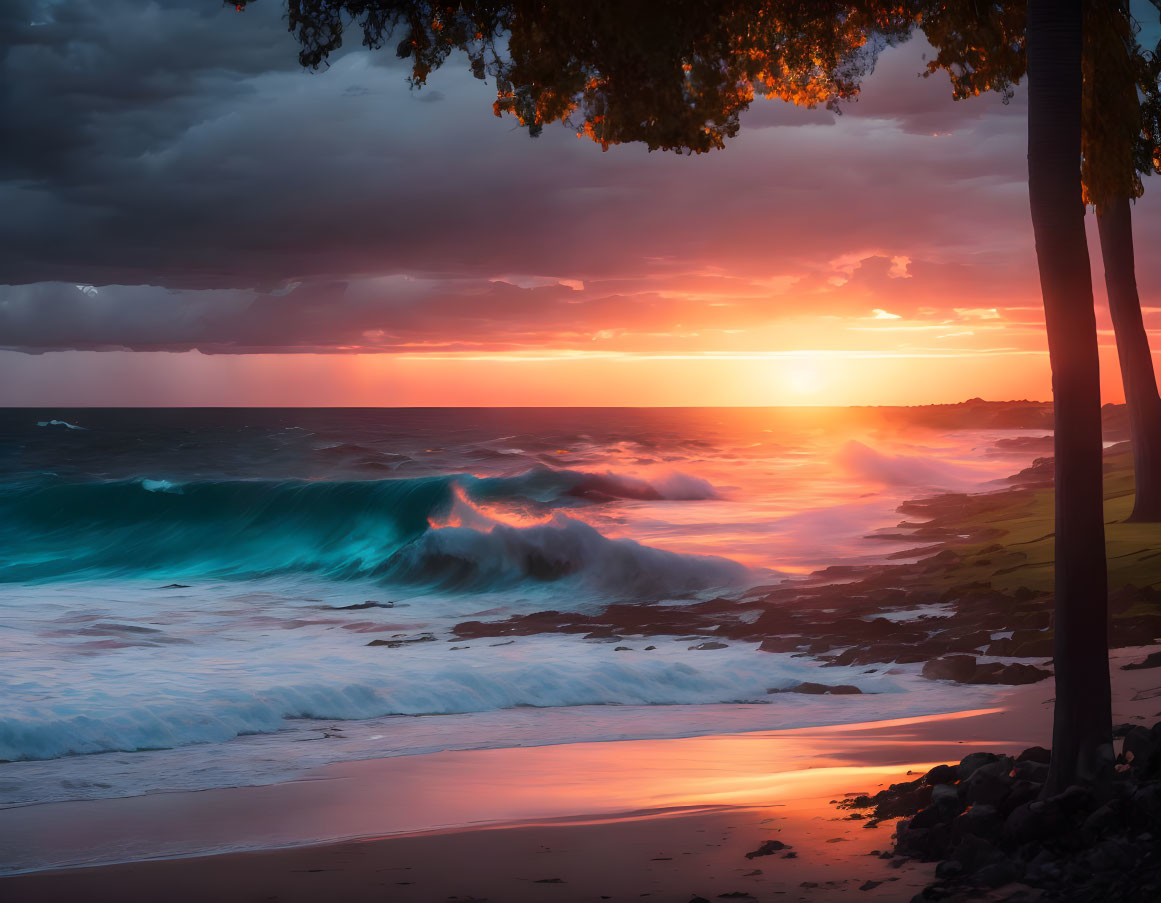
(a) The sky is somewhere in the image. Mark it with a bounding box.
[1,0,1160,407]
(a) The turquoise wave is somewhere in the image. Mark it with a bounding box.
[0,469,740,593]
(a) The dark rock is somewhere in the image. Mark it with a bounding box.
[1123,725,1160,772]
[919,654,1049,682]
[956,661,1051,685]
[991,663,1052,685]
[957,752,1000,782]
[689,641,728,651]
[972,858,1024,888]
[898,823,952,861]
[366,634,436,648]
[910,802,954,831]
[930,783,959,806]
[876,783,934,820]
[859,880,882,891]
[1109,615,1161,647]
[950,804,1003,842]
[934,860,964,880]
[1085,838,1134,873]
[873,719,1161,903]
[923,764,958,786]
[1017,746,1051,765]
[1003,802,1059,847]
[1009,630,1055,658]
[1122,651,1161,671]
[744,839,790,859]
[757,636,803,653]
[922,655,978,682]
[928,628,993,653]
[1002,779,1042,815]
[1129,783,1161,827]
[960,760,1014,807]
[1046,784,1097,817]
[949,834,1004,873]
[1010,759,1049,784]
[773,681,862,695]
[1083,803,1122,836]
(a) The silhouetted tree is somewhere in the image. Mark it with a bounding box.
[920,1,1161,523]
[1024,0,1113,794]
[240,0,1147,789]
[1087,1,1161,522]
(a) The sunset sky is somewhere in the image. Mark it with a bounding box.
[2,0,1160,406]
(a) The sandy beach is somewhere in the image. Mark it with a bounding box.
[5,643,1160,902]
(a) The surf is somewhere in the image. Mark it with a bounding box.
[0,469,741,592]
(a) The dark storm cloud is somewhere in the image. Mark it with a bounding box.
[2,0,1157,356]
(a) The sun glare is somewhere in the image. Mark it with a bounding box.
[787,362,823,396]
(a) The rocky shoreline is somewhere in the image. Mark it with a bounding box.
[841,720,1161,902]
[448,444,1161,691]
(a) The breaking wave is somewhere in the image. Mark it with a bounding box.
[0,469,741,592]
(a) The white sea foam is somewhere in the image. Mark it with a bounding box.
[0,612,903,762]
[387,515,748,595]
[35,419,84,430]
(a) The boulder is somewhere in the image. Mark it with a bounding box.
[957,751,1000,782]
[1122,725,1160,773]
[960,760,1014,807]
[922,655,1050,685]
[1017,745,1051,764]
[972,858,1024,888]
[922,655,978,682]
[923,764,959,786]
[950,804,1003,842]
[949,834,1004,873]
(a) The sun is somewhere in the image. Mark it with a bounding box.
[787,363,822,396]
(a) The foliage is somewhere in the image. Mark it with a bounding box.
[913,0,1161,210]
[243,1,921,153]
[237,2,1160,204]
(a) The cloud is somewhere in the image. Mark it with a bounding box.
[1,0,1158,362]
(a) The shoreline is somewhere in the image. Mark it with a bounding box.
[5,425,1161,901]
[5,649,1161,901]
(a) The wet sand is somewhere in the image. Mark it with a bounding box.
[6,646,1161,902]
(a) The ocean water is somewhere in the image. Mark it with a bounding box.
[0,407,1049,807]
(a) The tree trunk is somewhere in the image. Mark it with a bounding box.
[1097,195,1161,521]
[1027,0,1112,794]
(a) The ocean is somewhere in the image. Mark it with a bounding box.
[0,407,1050,812]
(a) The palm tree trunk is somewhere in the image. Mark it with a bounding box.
[1027,0,1112,794]
[1097,195,1161,521]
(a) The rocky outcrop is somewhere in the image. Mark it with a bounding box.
[841,722,1161,902]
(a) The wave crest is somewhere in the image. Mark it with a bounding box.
[0,469,738,593]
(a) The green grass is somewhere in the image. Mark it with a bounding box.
[919,446,1161,595]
